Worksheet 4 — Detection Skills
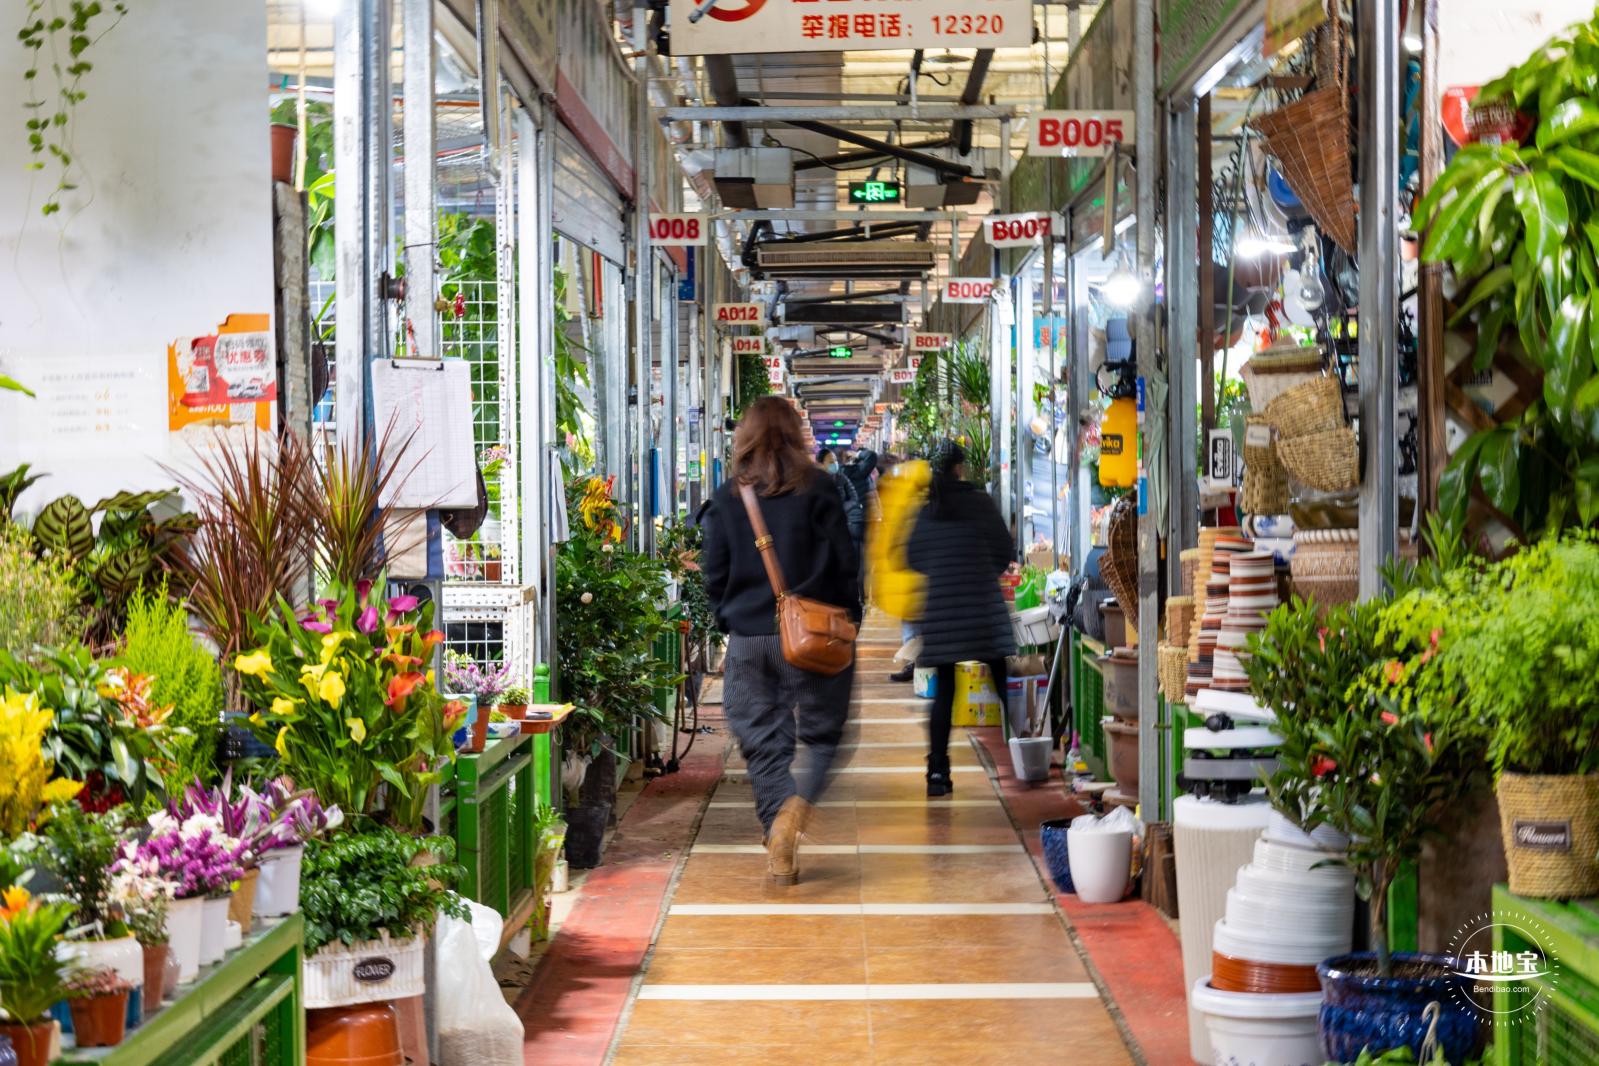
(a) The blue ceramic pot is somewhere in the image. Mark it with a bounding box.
[0,1031,16,1066]
[1039,818,1074,894]
[1317,952,1486,1063]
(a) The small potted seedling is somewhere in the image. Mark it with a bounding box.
[67,967,133,1048]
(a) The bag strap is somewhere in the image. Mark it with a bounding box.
[737,482,789,600]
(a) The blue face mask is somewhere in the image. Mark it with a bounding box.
[825,461,839,474]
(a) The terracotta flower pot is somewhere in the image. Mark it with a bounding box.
[69,991,130,1048]
[0,1022,53,1066]
[270,122,297,184]
[306,1003,404,1066]
[468,705,490,754]
[229,867,260,929]
[499,703,528,721]
[141,942,169,1018]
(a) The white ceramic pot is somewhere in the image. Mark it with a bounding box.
[167,896,204,982]
[1264,811,1350,853]
[1066,827,1132,904]
[1190,977,1323,1066]
[1251,838,1354,880]
[1212,918,1350,968]
[60,934,144,990]
[199,895,230,965]
[302,930,426,1009]
[253,845,304,918]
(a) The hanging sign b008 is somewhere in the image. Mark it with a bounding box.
[648,213,707,246]
[1026,111,1135,158]
[984,212,1058,249]
[943,278,995,304]
[714,302,766,327]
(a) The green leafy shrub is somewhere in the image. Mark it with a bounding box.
[298,829,467,953]
[0,522,83,661]
[119,589,223,789]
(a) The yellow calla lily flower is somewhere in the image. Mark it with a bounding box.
[235,650,273,677]
[249,712,264,727]
[319,672,346,708]
[320,630,355,664]
[346,717,367,743]
[274,726,291,759]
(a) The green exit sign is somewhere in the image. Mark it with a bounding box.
[848,180,902,204]
[828,346,852,358]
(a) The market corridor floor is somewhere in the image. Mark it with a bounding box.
[608,620,1136,1065]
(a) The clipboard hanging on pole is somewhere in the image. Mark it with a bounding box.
[372,356,478,509]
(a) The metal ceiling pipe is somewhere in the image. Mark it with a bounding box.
[705,56,748,147]
[953,49,995,155]
[742,99,975,177]
[757,221,925,244]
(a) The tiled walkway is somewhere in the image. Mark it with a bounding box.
[609,621,1138,1065]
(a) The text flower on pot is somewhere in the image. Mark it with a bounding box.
[233,581,464,833]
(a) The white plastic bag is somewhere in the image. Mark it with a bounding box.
[1070,805,1143,836]
[435,897,524,1065]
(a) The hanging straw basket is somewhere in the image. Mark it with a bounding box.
[1241,415,1289,515]
[1102,497,1140,633]
[1264,376,1345,439]
[1158,644,1189,705]
[1240,344,1327,410]
[1179,550,1200,602]
[1277,427,1359,492]
[1164,596,1196,651]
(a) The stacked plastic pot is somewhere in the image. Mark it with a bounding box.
[1191,813,1354,1066]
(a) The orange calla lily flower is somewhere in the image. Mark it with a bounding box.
[386,672,427,707]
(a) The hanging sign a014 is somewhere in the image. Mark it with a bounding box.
[1026,111,1135,158]
[942,278,995,304]
[648,214,707,246]
[668,0,1032,56]
[730,336,764,354]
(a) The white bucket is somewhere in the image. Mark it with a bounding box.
[1066,826,1132,904]
[1190,977,1322,1066]
[254,845,304,918]
[60,934,143,990]
[303,930,426,1009]
[199,896,230,965]
[1008,736,1054,784]
[167,896,204,982]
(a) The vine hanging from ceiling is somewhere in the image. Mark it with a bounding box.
[19,0,127,218]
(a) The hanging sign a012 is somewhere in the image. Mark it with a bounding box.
[714,303,766,327]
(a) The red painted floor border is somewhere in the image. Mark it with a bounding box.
[972,726,1193,1066]
[516,726,727,1066]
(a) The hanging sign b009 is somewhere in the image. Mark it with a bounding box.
[943,278,995,304]
[1026,111,1135,158]
[648,213,707,246]
[984,212,1058,249]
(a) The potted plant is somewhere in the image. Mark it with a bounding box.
[1412,535,1599,897]
[107,861,174,1017]
[498,684,531,721]
[0,887,77,1066]
[111,811,245,981]
[234,581,464,833]
[64,967,131,1048]
[298,827,467,1009]
[555,478,678,867]
[443,652,514,753]
[1246,596,1490,1063]
[243,778,342,918]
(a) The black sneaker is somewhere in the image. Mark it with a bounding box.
[926,773,953,797]
[888,663,915,683]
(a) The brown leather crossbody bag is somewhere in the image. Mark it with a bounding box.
[737,482,857,676]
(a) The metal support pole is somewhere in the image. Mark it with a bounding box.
[992,118,1014,519]
[1166,100,1200,589]
[494,86,519,584]
[401,0,437,360]
[535,107,557,668]
[1015,260,1035,552]
[519,106,552,665]
[1133,0,1161,817]
[333,0,393,447]
[1358,0,1400,597]
[1416,0,1447,513]
[1065,221,1085,570]
[661,263,679,520]
[633,6,655,553]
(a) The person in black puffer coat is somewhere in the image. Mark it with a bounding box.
[908,441,1016,796]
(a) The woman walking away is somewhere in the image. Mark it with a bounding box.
[908,441,1016,797]
[702,397,861,884]
[816,446,865,547]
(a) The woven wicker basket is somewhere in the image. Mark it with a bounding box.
[1277,427,1359,492]
[1241,415,1289,515]
[1251,19,1355,254]
[1103,497,1140,632]
[1164,596,1196,650]
[1497,772,1599,899]
[1158,644,1189,705]
[1179,550,1200,601]
[1289,528,1359,609]
[1264,375,1345,439]
[1240,346,1326,411]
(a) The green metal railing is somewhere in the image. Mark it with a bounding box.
[443,730,538,920]
[1492,884,1599,1065]
[1071,631,1107,778]
[58,916,304,1066]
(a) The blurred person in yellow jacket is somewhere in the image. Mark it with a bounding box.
[866,456,930,682]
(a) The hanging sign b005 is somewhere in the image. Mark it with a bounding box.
[648,213,707,246]
[984,212,1058,249]
[943,278,995,304]
[1026,111,1135,158]
[714,302,766,327]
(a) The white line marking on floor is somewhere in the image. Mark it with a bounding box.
[837,741,927,749]
[667,902,1055,916]
[692,844,1026,856]
[850,717,929,724]
[705,800,999,809]
[852,698,931,705]
[721,765,986,776]
[637,983,1099,1001]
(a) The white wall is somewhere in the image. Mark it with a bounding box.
[1439,1,1594,93]
[0,0,272,508]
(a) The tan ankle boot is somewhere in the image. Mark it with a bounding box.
[766,796,810,885]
